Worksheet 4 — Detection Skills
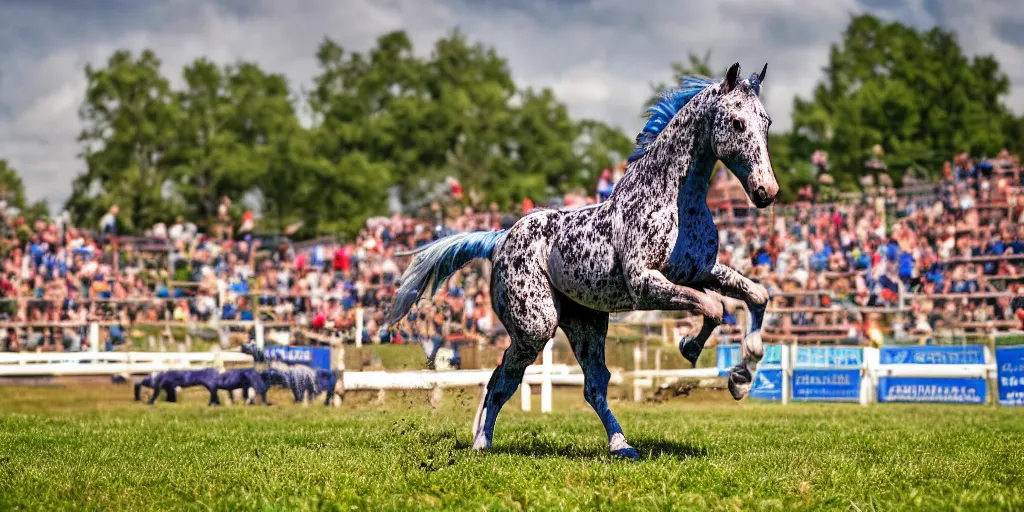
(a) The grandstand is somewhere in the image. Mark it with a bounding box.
[2,151,1021,360]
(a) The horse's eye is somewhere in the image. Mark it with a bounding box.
[732,119,746,132]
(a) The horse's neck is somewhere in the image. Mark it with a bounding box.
[679,159,715,202]
[615,100,710,206]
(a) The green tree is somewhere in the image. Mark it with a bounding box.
[0,159,27,211]
[646,50,716,109]
[791,14,1016,187]
[68,31,632,236]
[68,49,181,231]
[310,30,630,213]
[24,200,50,221]
[169,59,297,226]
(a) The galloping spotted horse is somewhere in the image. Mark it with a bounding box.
[385,63,778,459]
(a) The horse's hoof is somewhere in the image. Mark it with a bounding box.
[609,433,640,459]
[679,338,702,366]
[610,447,641,460]
[472,434,491,452]
[728,366,753,401]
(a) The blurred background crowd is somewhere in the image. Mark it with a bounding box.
[2,148,1022,353]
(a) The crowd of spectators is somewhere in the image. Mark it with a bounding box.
[715,150,1024,340]
[1,150,1022,353]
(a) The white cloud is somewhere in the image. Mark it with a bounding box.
[0,0,1021,210]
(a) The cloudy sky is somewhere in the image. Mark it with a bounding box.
[1,0,1022,209]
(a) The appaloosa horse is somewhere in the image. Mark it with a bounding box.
[385,63,778,459]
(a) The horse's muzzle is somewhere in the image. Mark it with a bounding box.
[753,185,775,208]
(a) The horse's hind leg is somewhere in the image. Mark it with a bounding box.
[472,331,548,451]
[472,271,558,451]
[560,302,638,459]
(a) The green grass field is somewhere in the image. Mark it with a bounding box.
[1,383,1023,511]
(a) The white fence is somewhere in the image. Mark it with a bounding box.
[0,350,254,376]
[0,340,621,414]
[626,343,1009,406]
[6,336,1014,408]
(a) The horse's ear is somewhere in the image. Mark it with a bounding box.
[759,63,767,83]
[723,62,741,93]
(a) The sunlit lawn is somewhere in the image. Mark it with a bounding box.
[1,382,1022,511]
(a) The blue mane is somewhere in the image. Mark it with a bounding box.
[628,76,717,162]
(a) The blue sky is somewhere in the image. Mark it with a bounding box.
[1,0,1022,209]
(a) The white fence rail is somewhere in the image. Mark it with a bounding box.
[0,350,253,376]
[0,340,610,414]
[623,343,1015,407]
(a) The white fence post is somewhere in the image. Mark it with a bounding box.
[254,319,265,349]
[984,342,995,406]
[781,343,792,406]
[541,340,553,413]
[89,322,100,353]
[521,383,532,411]
[355,307,364,348]
[860,347,879,406]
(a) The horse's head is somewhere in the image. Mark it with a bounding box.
[711,62,778,208]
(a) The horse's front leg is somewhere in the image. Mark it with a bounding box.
[627,269,726,322]
[707,264,768,360]
[678,288,727,366]
[700,264,769,400]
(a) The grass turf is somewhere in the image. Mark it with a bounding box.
[0,383,1023,511]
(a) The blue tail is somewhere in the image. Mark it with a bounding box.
[385,230,508,329]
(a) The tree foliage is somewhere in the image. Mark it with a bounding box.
[55,30,630,236]
[789,14,1018,187]
[69,49,179,232]
[2,17,1021,233]
[0,159,28,212]
[646,50,717,110]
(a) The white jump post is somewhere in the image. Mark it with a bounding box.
[254,318,265,350]
[781,342,792,406]
[860,346,880,406]
[355,307,364,348]
[541,339,553,413]
[984,342,996,406]
[89,322,100,353]
[521,383,532,411]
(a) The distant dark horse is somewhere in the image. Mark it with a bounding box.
[243,342,343,406]
[261,361,343,406]
[134,374,179,402]
[143,369,221,406]
[215,368,271,405]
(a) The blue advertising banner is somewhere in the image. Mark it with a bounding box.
[262,345,332,371]
[877,377,986,404]
[996,346,1024,406]
[716,344,741,376]
[879,345,985,365]
[716,344,783,376]
[796,346,863,368]
[792,368,861,401]
[749,369,783,401]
